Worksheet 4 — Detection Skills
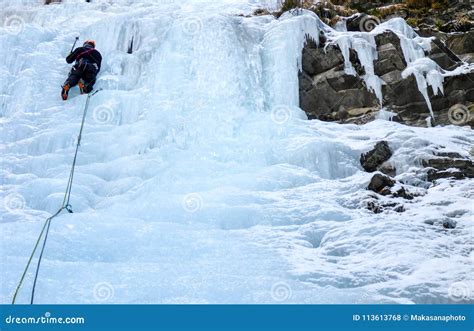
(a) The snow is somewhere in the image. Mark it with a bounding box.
[1,0,473,304]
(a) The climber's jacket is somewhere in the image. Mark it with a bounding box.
[66,45,102,72]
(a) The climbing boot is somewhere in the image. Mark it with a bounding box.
[61,84,70,100]
[78,80,85,94]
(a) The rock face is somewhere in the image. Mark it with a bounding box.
[360,141,393,172]
[422,156,474,181]
[368,173,395,194]
[446,31,474,62]
[299,30,474,127]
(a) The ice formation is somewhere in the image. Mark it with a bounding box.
[325,16,474,115]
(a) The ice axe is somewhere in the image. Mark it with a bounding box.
[70,36,79,53]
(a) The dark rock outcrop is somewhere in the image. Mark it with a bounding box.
[366,199,405,214]
[299,41,380,121]
[443,219,457,229]
[360,143,474,215]
[367,200,382,213]
[367,173,418,201]
[423,157,474,181]
[446,31,474,62]
[299,30,474,127]
[368,173,395,194]
[360,141,393,172]
[392,187,415,200]
[424,218,457,229]
[302,45,344,76]
[378,162,396,177]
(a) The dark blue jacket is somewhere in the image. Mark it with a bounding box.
[66,45,102,71]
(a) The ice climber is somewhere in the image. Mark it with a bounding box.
[61,40,102,100]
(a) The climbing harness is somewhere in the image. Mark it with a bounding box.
[12,88,102,304]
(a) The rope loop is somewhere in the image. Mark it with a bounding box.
[65,204,74,214]
[11,89,101,304]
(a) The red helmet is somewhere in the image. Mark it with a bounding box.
[83,40,96,48]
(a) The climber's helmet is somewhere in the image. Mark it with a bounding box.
[83,40,96,48]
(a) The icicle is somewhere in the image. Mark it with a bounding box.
[328,32,384,104]
[299,14,472,120]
